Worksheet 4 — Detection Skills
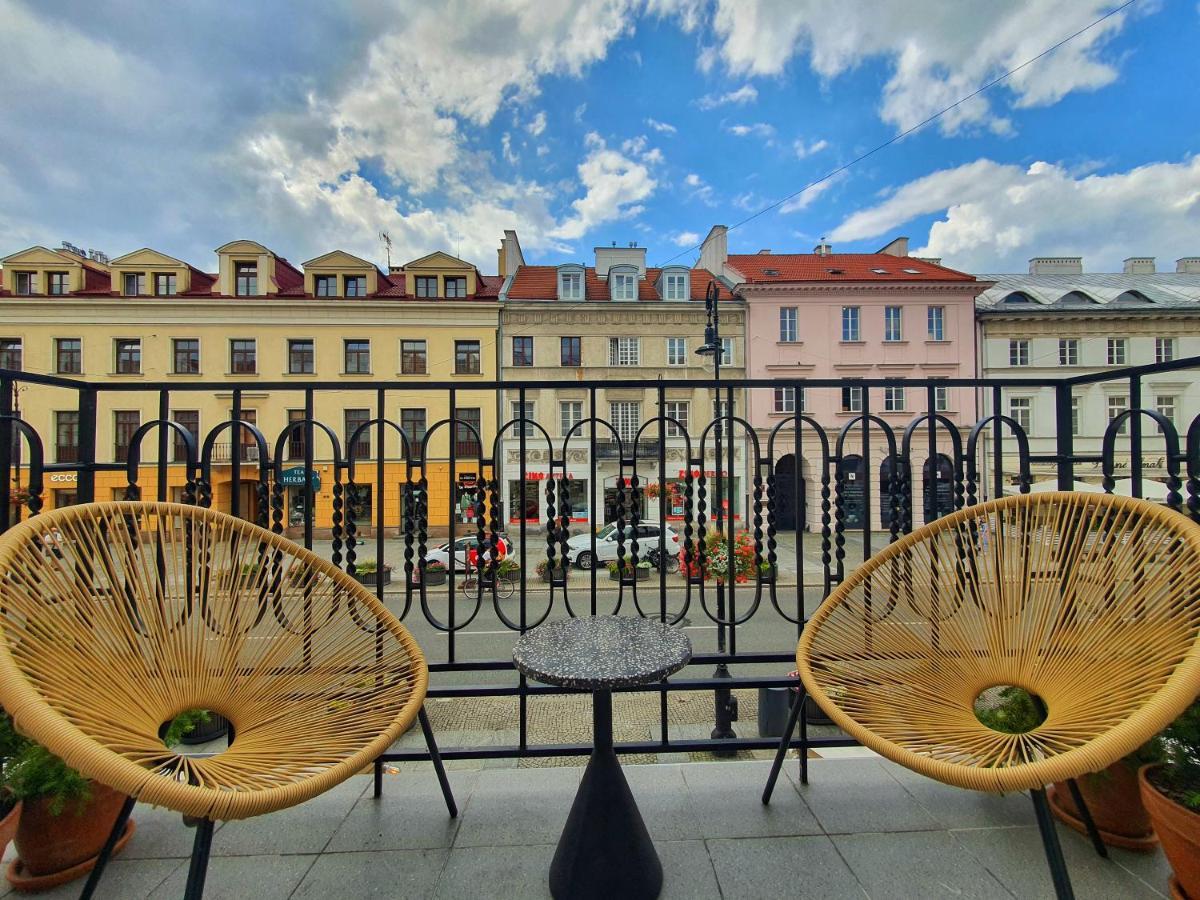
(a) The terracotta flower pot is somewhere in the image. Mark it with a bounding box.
[1049,762,1156,850]
[12,782,128,878]
[0,801,20,859]
[1139,764,1200,899]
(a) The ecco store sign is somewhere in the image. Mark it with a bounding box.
[49,473,78,483]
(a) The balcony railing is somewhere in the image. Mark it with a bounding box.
[0,360,1195,766]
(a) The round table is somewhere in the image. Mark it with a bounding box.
[513,615,692,900]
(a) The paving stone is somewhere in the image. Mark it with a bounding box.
[434,844,555,900]
[9,858,179,900]
[833,830,1013,899]
[292,848,448,898]
[326,771,474,852]
[683,759,823,838]
[790,758,941,834]
[452,767,579,848]
[211,774,369,856]
[117,803,228,860]
[149,854,316,900]
[707,834,868,898]
[621,764,703,841]
[657,839,721,900]
[876,760,1033,829]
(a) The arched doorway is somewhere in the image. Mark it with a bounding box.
[773,454,806,531]
[923,454,954,523]
[838,454,866,528]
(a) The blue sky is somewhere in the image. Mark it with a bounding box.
[1,1,1197,275]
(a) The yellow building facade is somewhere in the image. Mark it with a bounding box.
[0,242,501,533]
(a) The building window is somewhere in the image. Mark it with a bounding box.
[1009,397,1032,433]
[559,271,583,300]
[345,408,370,459]
[314,275,337,297]
[779,307,798,343]
[172,410,199,463]
[234,262,257,296]
[664,401,689,437]
[47,272,69,295]
[560,401,583,437]
[934,384,949,412]
[841,385,863,413]
[114,411,140,461]
[55,411,79,463]
[1156,395,1176,432]
[609,337,640,366]
[1155,337,1176,363]
[455,340,481,375]
[235,409,258,461]
[1107,395,1128,434]
[401,339,427,374]
[122,273,145,296]
[610,272,636,301]
[154,273,177,296]
[455,408,482,456]
[230,339,257,374]
[348,484,372,521]
[114,338,140,374]
[667,337,687,366]
[1071,397,1080,436]
[444,277,467,298]
[173,339,199,374]
[884,386,905,412]
[56,338,81,375]
[344,339,370,374]
[1059,338,1079,366]
[609,401,641,443]
[721,336,734,366]
[14,272,35,295]
[884,306,903,342]
[415,276,438,298]
[1107,338,1127,366]
[400,408,426,449]
[0,339,20,372]
[287,339,314,375]
[773,387,796,414]
[510,400,535,437]
[560,336,581,367]
[663,273,687,300]
[512,336,533,367]
[927,306,945,341]
[841,306,860,341]
[288,409,306,460]
[1009,339,1030,367]
[344,275,367,297]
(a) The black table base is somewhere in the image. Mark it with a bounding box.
[549,690,662,900]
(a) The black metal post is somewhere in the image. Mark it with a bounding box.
[79,795,136,899]
[1031,787,1075,900]
[1065,778,1108,858]
[418,705,458,817]
[761,687,804,804]
[182,818,215,900]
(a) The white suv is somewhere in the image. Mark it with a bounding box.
[565,523,680,570]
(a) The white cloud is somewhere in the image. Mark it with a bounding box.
[779,171,845,213]
[551,135,658,240]
[501,133,519,164]
[706,0,1145,135]
[727,122,775,139]
[793,137,829,158]
[671,230,701,246]
[830,156,1200,271]
[645,117,677,134]
[696,83,758,110]
[683,172,716,206]
[527,111,547,136]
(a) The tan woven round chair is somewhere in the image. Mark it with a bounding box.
[763,492,1200,900]
[0,502,456,900]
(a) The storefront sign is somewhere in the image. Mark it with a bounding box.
[677,469,731,479]
[280,466,321,491]
[457,472,477,487]
[49,473,77,483]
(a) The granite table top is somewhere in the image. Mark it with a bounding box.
[512,615,692,690]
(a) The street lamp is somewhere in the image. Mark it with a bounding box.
[695,281,737,747]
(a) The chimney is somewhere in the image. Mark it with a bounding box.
[1029,257,1083,275]
[497,229,525,278]
[698,225,728,275]
[813,238,832,256]
[1123,257,1155,275]
[1177,257,1200,274]
[594,243,647,277]
[876,236,909,257]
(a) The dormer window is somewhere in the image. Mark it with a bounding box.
[235,262,257,296]
[415,276,438,298]
[662,271,688,300]
[315,275,337,297]
[444,277,467,298]
[559,270,583,300]
[14,272,35,295]
[47,272,69,295]
[611,270,636,301]
[344,275,367,297]
[122,273,145,296]
[154,273,176,296]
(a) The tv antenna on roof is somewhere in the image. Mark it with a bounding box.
[379,231,392,269]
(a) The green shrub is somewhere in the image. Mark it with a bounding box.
[1156,700,1200,811]
[4,743,91,816]
[974,686,1045,735]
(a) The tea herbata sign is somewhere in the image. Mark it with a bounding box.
[279,466,321,491]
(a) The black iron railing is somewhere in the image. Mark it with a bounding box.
[0,360,1196,765]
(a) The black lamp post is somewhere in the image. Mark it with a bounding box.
[695,281,736,747]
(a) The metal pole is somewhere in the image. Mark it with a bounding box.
[707,283,735,746]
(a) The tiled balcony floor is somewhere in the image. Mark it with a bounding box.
[0,758,1173,899]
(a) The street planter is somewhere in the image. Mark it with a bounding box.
[608,566,650,582]
[352,563,391,586]
[420,566,447,586]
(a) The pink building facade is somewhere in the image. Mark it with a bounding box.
[699,227,989,531]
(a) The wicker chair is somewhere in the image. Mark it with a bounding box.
[0,502,456,899]
[762,492,1200,899]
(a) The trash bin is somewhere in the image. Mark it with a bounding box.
[757,686,791,737]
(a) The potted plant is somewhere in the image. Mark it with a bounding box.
[607,560,650,581]
[680,531,759,584]
[536,558,567,583]
[1139,699,1200,897]
[352,559,391,586]
[1049,739,1162,850]
[0,711,27,859]
[175,709,230,746]
[421,559,447,586]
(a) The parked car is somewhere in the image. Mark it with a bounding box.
[425,534,511,572]
[565,523,679,570]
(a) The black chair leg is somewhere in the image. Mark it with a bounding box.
[1066,778,1108,858]
[419,705,458,818]
[182,818,215,900]
[373,758,383,798]
[79,795,135,900]
[762,688,804,804]
[1031,787,1075,900]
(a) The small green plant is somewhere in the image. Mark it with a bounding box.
[4,743,91,816]
[974,686,1046,735]
[1153,699,1200,811]
[162,709,212,747]
[536,558,567,580]
[425,559,446,572]
[356,560,380,575]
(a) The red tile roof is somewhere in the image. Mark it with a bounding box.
[727,253,975,283]
[273,257,305,293]
[507,266,732,301]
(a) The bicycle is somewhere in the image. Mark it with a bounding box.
[460,564,517,599]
